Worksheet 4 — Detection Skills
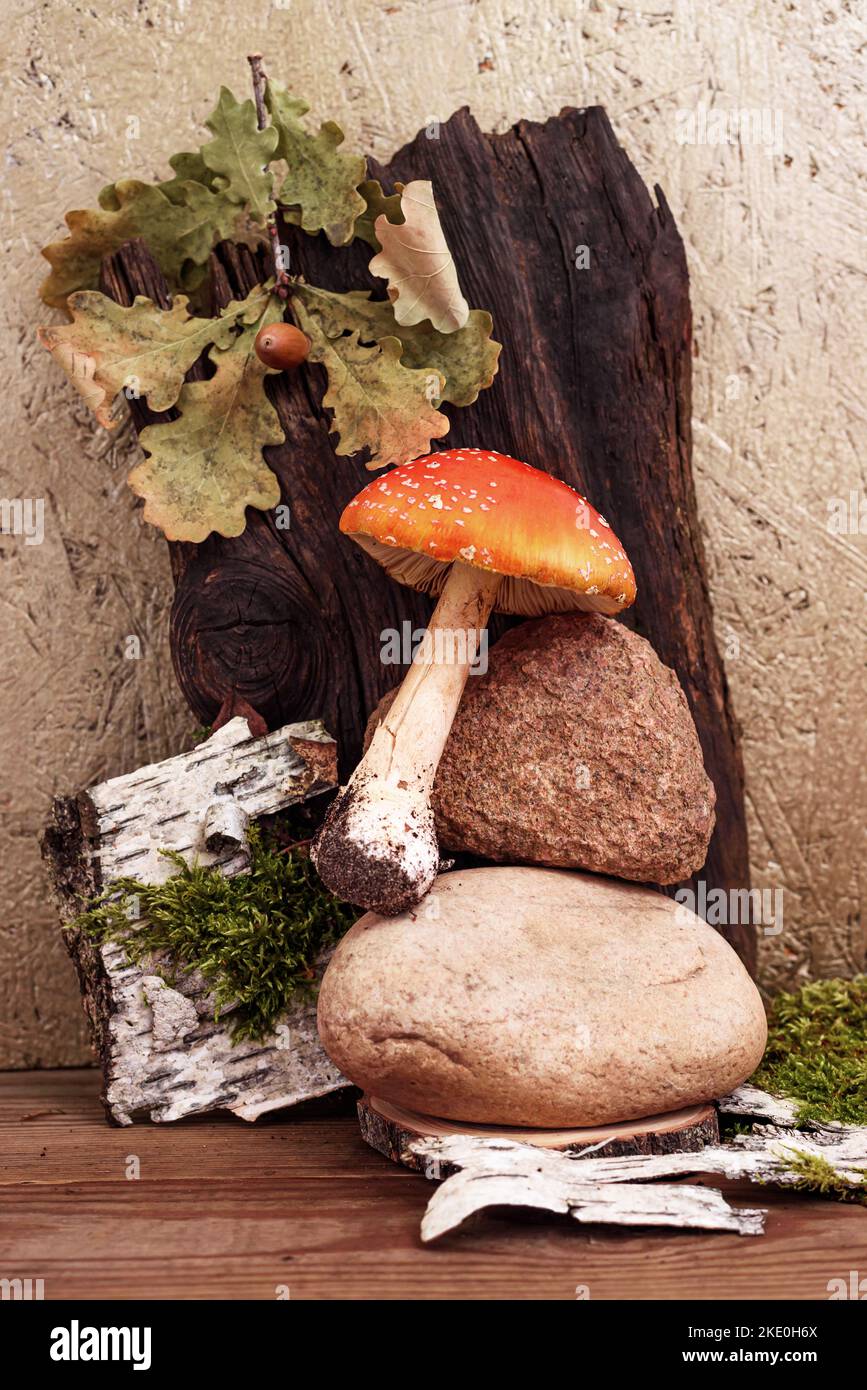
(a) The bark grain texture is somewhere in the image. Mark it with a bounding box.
[41,718,351,1124]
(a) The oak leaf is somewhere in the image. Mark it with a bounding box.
[131,287,285,542]
[158,149,226,203]
[37,292,243,429]
[266,82,366,246]
[368,180,469,333]
[353,178,404,249]
[40,178,238,309]
[296,302,448,469]
[200,87,278,225]
[294,284,500,407]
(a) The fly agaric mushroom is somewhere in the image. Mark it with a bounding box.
[311,448,636,915]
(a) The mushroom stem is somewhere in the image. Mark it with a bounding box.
[312,561,501,915]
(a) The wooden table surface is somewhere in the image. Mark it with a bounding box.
[1,1069,864,1301]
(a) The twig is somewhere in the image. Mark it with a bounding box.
[247,52,293,301]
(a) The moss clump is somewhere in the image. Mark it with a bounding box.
[783,1148,867,1206]
[753,976,867,1127]
[69,825,357,1043]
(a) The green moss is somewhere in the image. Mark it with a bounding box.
[782,1148,867,1206]
[69,825,357,1043]
[753,975,867,1127]
[719,1117,755,1140]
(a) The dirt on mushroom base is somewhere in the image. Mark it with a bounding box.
[312,774,438,916]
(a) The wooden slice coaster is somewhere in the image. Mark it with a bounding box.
[358,1093,719,1171]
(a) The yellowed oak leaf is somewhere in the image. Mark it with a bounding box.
[131,292,285,542]
[266,82,366,246]
[294,284,501,406]
[368,180,469,333]
[39,179,239,309]
[297,303,448,469]
[37,291,243,429]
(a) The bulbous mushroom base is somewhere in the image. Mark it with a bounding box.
[312,777,439,916]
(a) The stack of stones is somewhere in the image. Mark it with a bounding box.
[317,614,766,1130]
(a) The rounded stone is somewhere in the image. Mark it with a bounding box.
[317,866,767,1128]
[366,613,716,885]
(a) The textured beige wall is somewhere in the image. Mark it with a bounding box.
[1,0,864,1066]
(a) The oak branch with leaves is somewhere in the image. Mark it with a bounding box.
[38,64,501,543]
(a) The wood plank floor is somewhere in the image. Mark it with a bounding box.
[1,1070,864,1301]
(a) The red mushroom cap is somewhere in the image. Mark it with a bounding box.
[340,448,637,616]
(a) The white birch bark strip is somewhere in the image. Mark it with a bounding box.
[719,1082,850,1133]
[410,1125,867,1189]
[88,716,337,884]
[418,1163,765,1242]
[409,1087,867,1241]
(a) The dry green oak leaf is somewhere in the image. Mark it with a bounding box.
[294,284,501,407]
[353,178,404,249]
[40,178,238,309]
[37,292,245,429]
[296,301,448,468]
[158,150,228,204]
[132,287,284,542]
[200,87,278,224]
[265,81,366,246]
[368,179,469,333]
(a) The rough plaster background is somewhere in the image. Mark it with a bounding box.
[1,0,864,1067]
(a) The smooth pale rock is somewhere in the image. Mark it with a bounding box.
[317,867,767,1128]
[366,614,715,884]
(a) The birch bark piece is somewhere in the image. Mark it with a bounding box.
[42,717,353,1125]
[420,1177,765,1242]
[406,1085,867,1242]
[357,1094,719,1170]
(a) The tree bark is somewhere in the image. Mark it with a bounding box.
[100,104,754,970]
[409,1084,867,1243]
[358,1094,720,1171]
[40,717,352,1124]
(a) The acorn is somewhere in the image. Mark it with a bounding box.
[254,322,310,370]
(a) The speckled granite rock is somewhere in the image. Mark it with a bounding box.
[366,614,715,884]
[317,867,767,1127]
